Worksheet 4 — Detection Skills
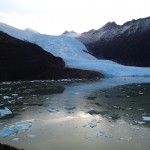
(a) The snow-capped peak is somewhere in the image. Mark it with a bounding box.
[100,21,119,31]
[78,16,150,44]
[62,30,80,37]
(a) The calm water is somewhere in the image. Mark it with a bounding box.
[0,77,150,150]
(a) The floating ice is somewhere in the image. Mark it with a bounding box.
[97,130,105,136]
[47,108,59,113]
[135,121,146,124]
[0,103,4,106]
[0,122,33,137]
[3,96,11,100]
[0,126,18,137]
[113,106,119,109]
[0,107,12,116]
[15,122,32,130]
[142,116,150,121]
[138,91,144,95]
[12,94,18,97]
[89,119,97,128]
[104,133,113,138]
[12,138,20,141]
[97,130,113,138]
[26,134,36,138]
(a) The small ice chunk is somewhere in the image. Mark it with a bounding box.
[104,133,113,138]
[3,96,11,100]
[0,107,12,116]
[135,121,146,124]
[47,108,59,113]
[17,97,23,100]
[97,130,113,138]
[12,94,18,97]
[113,106,119,109]
[15,122,32,130]
[142,116,150,121]
[138,91,143,95]
[89,119,97,128]
[0,103,4,106]
[138,108,144,111]
[0,126,18,137]
[12,138,19,141]
[89,107,94,111]
[26,134,36,138]
[97,130,105,136]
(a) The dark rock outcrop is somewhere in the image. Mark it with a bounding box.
[0,31,103,81]
[0,143,23,150]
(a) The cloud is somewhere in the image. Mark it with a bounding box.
[0,0,150,35]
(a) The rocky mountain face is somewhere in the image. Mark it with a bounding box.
[77,17,150,67]
[0,31,103,81]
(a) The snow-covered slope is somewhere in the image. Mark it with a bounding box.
[0,22,150,77]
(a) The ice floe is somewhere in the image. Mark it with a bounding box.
[0,126,19,137]
[12,138,20,141]
[0,107,12,116]
[15,122,32,130]
[26,134,36,138]
[3,96,11,100]
[97,130,113,138]
[47,108,59,113]
[0,122,32,137]
[89,119,97,128]
[142,116,150,121]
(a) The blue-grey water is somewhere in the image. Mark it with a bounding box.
[0,77,150,150]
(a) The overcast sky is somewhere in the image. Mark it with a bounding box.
[0,0,150,35]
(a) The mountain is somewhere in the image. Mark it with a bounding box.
[0,22,150,77]
[77,17,150,67]
[62,30,80,37]
[0,31,102,81]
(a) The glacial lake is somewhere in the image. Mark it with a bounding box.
[0,77,150,150]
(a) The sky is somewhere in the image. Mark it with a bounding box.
[0,0,150,35]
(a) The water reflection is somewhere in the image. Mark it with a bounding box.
[87,83,150,127]
[0,78,150,150]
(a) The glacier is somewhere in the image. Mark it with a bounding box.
[0,22,150,77]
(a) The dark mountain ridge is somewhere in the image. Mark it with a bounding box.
[77,17,150,67]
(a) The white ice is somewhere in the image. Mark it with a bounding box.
[89,119,97,128]
[0,107,12,116]
[142,116,150,121]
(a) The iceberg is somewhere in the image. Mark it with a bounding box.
[142,116,150,121]
[0,107,12,116]
[0,126,18,137]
